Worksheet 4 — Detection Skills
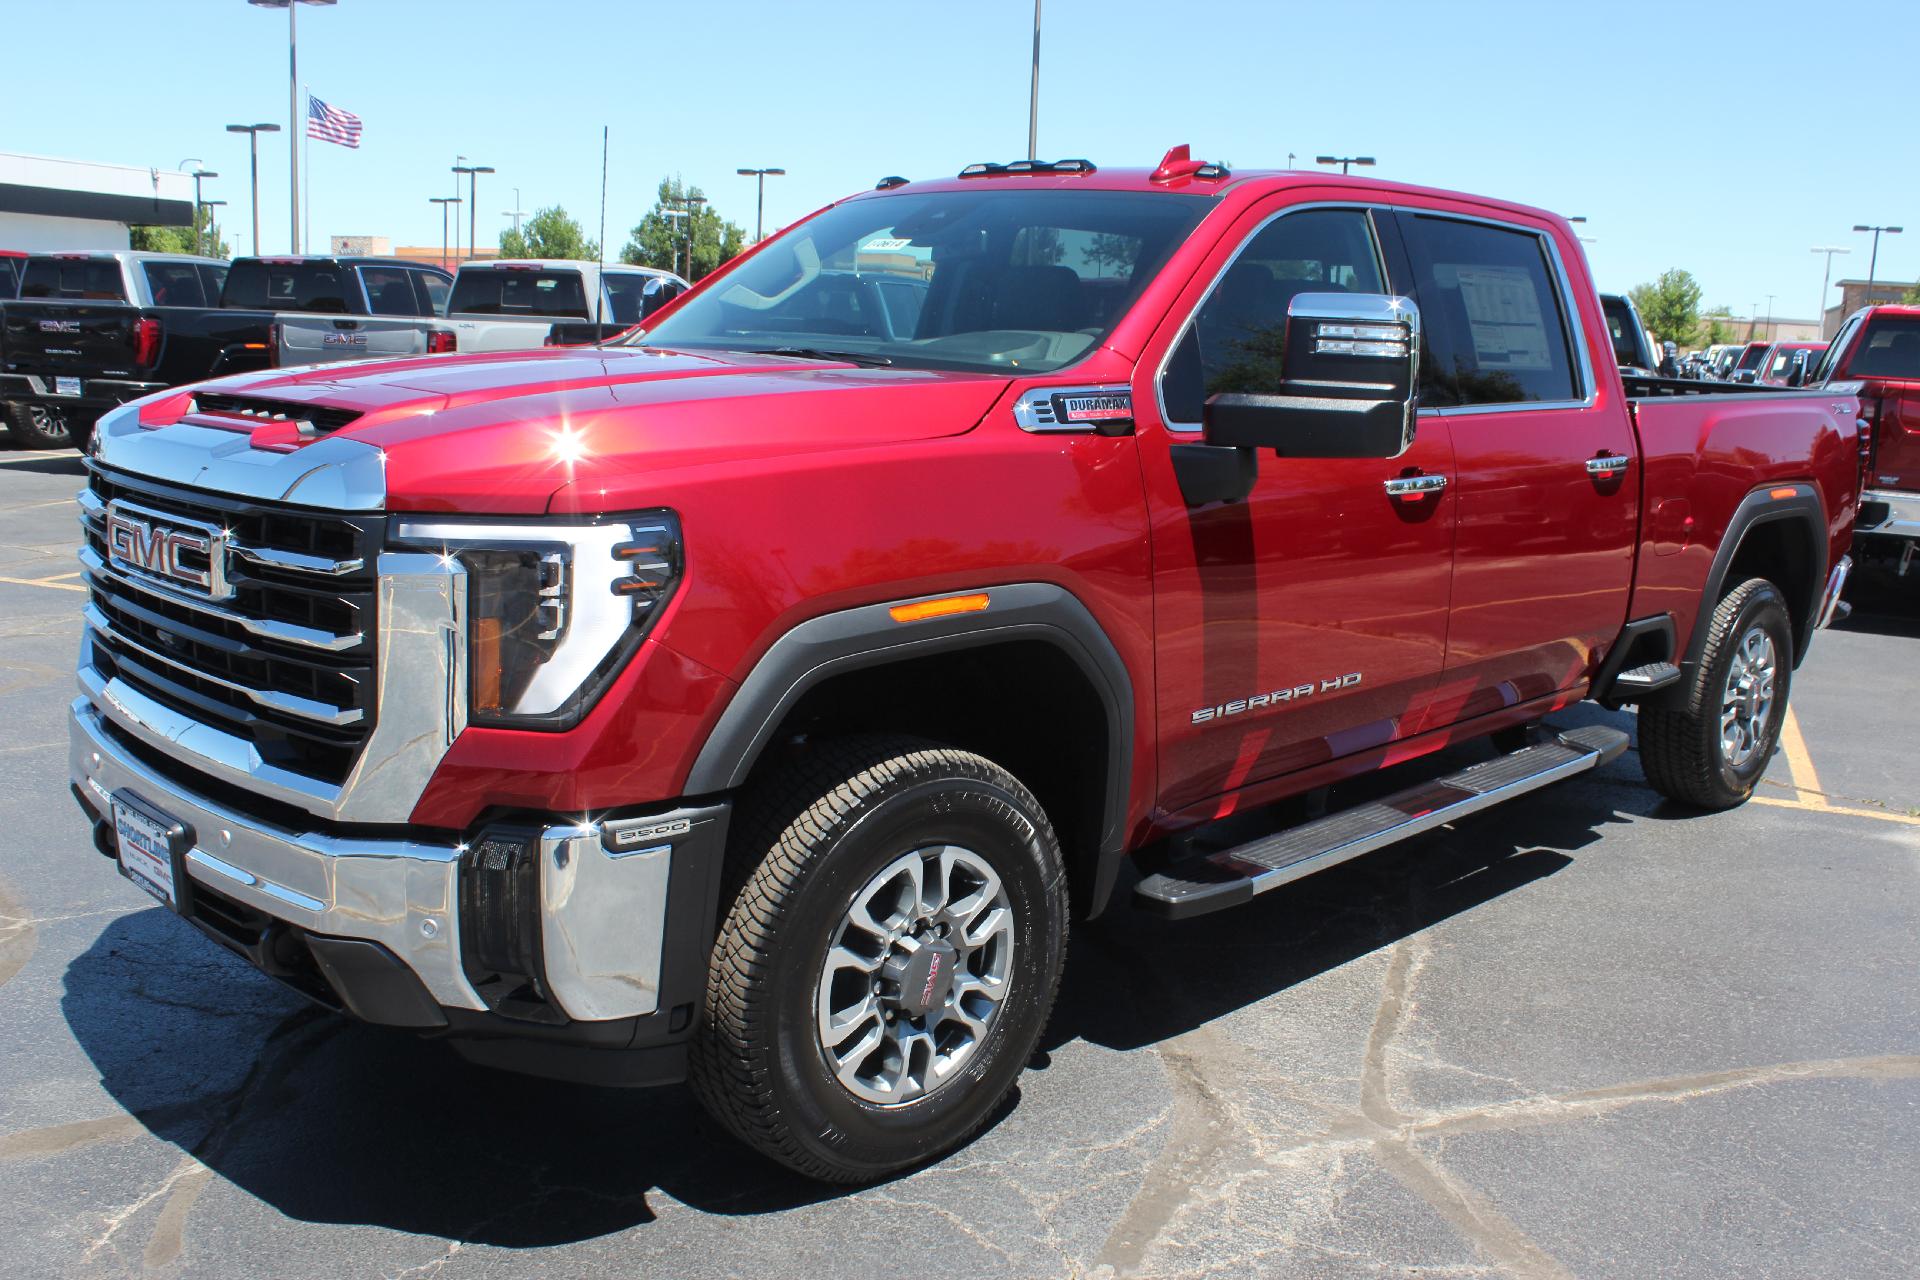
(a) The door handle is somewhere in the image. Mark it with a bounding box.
[1586,454,1631,477]
[1383,474,1447,498]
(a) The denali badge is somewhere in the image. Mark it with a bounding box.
[104,500,232,600]
[1193,673,1362,724]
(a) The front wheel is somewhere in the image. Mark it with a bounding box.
[690,736,1068,1183]
[1639,577,1793,810]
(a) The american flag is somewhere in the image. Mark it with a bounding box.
[306,95,362,149]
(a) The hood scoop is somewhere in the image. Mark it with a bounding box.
[188,392,364,438]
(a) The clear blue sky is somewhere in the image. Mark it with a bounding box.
[9,0,1915,321]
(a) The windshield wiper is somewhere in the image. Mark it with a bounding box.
[751,346,895,368]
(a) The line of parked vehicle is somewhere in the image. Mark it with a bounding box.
[0,248,688,448]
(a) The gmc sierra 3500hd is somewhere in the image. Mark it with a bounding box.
[69,148,1860,1183]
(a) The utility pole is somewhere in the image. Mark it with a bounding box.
[1764,294,1775,342]
[502,188,528,238]
[200,200,227,256]
[1811,245,1850,335]
[1027,0,1042,160]
[189,167,219,256]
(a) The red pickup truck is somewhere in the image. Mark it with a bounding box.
[70,151,1859,1182]
[1815,304,1920,570]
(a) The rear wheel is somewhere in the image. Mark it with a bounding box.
[690,736,1068,1183]
[1639,577,1793,810]
[6,401,90,450]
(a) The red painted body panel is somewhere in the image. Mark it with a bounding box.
[130,168,1859,849]
[1831,306,1920,491]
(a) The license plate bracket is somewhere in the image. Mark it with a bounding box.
[53,376,82,397]
[110,790,194,913]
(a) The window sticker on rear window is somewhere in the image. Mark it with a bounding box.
[1442,263,1551,371]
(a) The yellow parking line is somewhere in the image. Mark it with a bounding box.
[1750,794,1920,826]
[1777,706,1827,809]
[0,573,85,593]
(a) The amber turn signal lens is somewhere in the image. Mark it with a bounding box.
[474,616,503,714]
[1769,486,1798,500]
[889,593,991,624]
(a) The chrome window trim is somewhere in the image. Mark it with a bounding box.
[1153,202,1392,433]
[1152,201,1600,431]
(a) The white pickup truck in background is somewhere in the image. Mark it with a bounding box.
[443,259,688,352]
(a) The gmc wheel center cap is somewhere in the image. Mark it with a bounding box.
[885,939,958,1018]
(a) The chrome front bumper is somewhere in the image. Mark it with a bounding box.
[71,697,682,1023]
[1858,488,1920,540]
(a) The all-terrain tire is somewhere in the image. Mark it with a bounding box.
[1639,577,1793,810]
[689,735,1068,1183]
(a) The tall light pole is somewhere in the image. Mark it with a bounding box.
[502,188,528,238]
[248,0,336,255]
[1811,246,1849,334]
[676,194,707,279]
[226,123,280,256]
[1027,0,1042,160]
[735,168,785,243]
[454,161,493,262]
[200,200,228,255]
[1854,224,1904,297]
[189,168,219,256]
[1316,155,1376,175]
[662,208,687,277]
[1764,294,1776,342]
[429,196,459,272]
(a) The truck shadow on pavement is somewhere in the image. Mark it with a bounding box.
[0,453,86,477]
[60,724,1649,1248]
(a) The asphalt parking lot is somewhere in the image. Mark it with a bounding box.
[1,446,1915,1280]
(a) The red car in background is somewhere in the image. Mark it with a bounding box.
[1818,305,1920,570]
[1727,339,1772,382]
[1756,340,1829,386]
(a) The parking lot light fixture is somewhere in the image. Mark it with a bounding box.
[454,162,494,263]
[189,169,219,256]
[1811,246,1849,329]
[1316,155,1375,175]
[1853,224,1904,295]
[429,196,460,271]
[736,168,786,243]
[226,123,281,256]
[248,0,336,254]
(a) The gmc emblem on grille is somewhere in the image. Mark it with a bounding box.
[104,500,232,600]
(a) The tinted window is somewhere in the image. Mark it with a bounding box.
[198,263,229,303]
[20,257,126,301]
[1600,295,1650,367]
[447,268,590,317]
[361,266,423,316]
[221,260,355,313]
[415,270,450,316]
[1734,343,1768,372]
[142,261,207,308]
[0,258,19,299]
[1848,317,1920,378]
[1401,216,1579,407]
[605,273,662,325]
[1160,208,1385,424]
[640,189,1208,374]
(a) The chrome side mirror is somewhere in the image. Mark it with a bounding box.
[1201,293,1420,459]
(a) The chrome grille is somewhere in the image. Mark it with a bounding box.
[79,466,383,785]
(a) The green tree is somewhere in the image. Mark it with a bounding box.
[1904,281,1920,305]
[1628,269,1705,348]
[499,205,598,261]
[619,177,746,281]
[129,206,230,258]
[1700,305,1735,346]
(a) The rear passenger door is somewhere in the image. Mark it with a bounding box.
[1393,211,1637,720]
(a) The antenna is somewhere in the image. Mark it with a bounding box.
[594,125,608,343]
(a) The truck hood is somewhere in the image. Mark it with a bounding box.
[145,347,1011,514]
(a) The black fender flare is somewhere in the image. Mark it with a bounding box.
[1684,482,1826,672]
[683,582,1136,914]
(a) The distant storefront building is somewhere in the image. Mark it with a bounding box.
[330,234,498,271]
[1825,279,1914,337]
[0,152,192,252]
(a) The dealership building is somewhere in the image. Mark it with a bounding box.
[0,152,193,252]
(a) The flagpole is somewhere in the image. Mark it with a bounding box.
[303,83,311,253]
[287,0,300,253]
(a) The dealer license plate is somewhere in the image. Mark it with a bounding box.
[113,797,177,907]
[53,376,81,397]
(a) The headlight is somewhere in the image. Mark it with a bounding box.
[392,513,680,728]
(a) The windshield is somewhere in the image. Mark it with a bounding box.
[1735,343,1768,372]
[637,188,1210,373]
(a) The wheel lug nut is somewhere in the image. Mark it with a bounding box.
[872,980,883,995]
